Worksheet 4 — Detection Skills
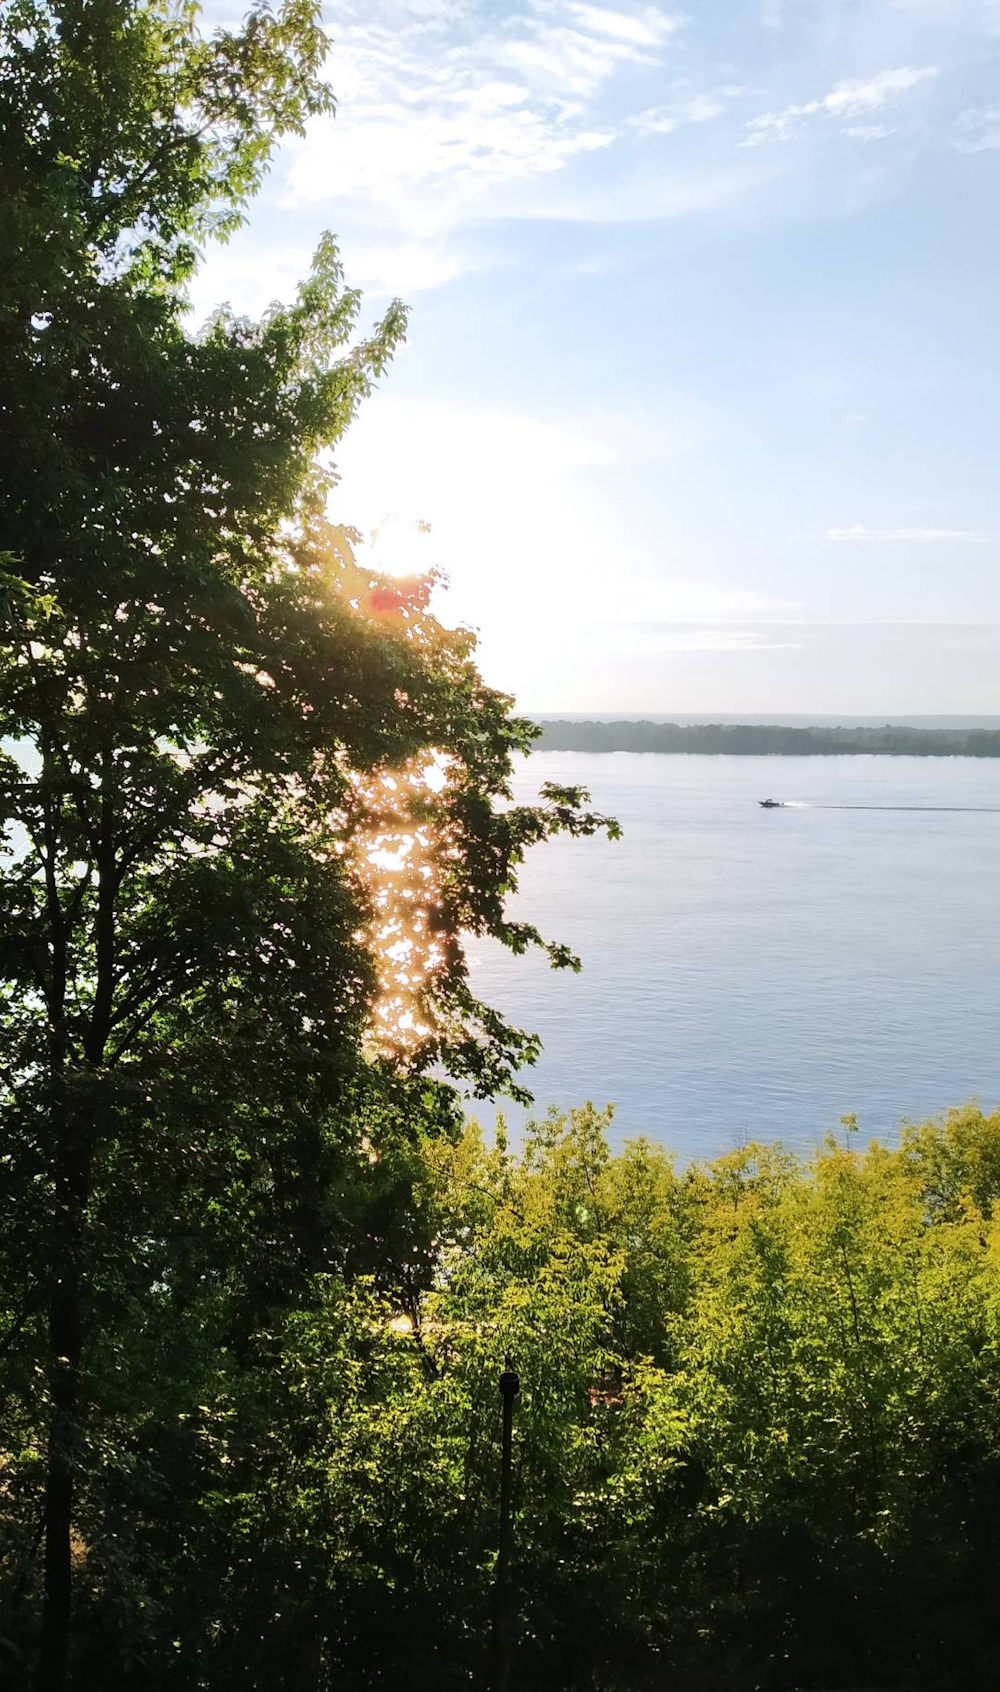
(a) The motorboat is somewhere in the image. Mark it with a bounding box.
[758,798,784,808]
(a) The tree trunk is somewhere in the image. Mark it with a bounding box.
[38,1278,82,1691]
[492,1361,519,1692]
[35,734,80,1692]
[35,735,112,1689]
[37,1135,87,1692]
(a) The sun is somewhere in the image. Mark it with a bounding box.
[362,513,436,581]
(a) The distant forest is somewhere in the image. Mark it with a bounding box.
[535,720,1000,756]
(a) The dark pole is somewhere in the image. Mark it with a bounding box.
[493,1355,520,1692]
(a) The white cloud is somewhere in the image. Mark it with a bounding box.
[283,0,683,232]
[630,85,747,135]
[823,67,938,116]
[742,65,938,147]
[954,108,1000,153]
[560,3,684,48]
[827,525,986,542]
[186,235,477,320]
[184,243,316,325]
[285,97,615,226]
[493,0,683,92]
[346,239,477,295]
[263,3,954,247]
[495,31,642,96]
[844,124,896,141]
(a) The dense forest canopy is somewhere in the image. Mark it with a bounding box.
[536,720,1000,756]
[10,1086,1000,1691]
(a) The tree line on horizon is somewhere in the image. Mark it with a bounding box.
[535,721,1000,756]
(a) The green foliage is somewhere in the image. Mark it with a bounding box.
[130,1101,1000,1692]
[33,1099,997,1692]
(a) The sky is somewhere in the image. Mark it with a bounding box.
[192,0,1000,713]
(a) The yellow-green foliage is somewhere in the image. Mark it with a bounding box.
[8,1100,1000,1691]
[184,1100,1000,1692]
[388,1103,1000,1691]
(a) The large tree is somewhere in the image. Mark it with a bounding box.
[0,5,614,1685]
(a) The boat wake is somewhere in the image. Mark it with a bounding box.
[764,802,1000,813]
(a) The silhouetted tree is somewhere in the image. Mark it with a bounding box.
[0,6,613,1684]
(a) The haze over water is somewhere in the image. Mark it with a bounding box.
[467,752,1000,1161]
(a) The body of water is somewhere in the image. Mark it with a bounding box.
[466,753,1000,1161]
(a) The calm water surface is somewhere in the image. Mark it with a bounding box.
[466,754,1000,1160]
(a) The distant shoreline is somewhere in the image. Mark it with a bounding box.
[533,720,1000,756]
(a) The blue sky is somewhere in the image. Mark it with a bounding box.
[193,0,1000,712]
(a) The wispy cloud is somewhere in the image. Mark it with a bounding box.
[347,239,479,295]
[186,235,478,320]
[284,0,684,229]
[285,84,615,222]
[845,124,896,141]
[494,26,657,96]
[629,85,748,136]
[827,524,987,542]
[555,2,684,50]
[742,66,939,147]
[954,108,1000,153]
